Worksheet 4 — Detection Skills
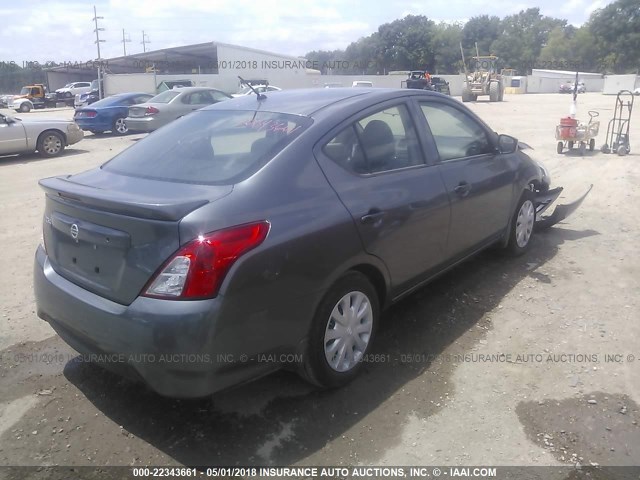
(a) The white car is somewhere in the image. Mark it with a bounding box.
[55,82,93,99]
[352,80,373,88]
[0,112,83,157]
[231,85,281,97]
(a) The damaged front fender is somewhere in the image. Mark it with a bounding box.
[535,184,593,230]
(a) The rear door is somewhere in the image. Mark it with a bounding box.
[314,100,451,291]
[416,99,516,257]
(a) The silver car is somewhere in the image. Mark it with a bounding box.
[0,112,83,157]
[125,87,231,132]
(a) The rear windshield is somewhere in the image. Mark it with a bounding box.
[148,90,180,103]
[88,95,127,108]
[102,110,311,185]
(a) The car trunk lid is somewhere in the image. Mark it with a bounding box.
[40,170,232,305]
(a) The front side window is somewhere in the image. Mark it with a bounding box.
[323,104,424,174]
[419,103,493,161]
[103,111,311,185]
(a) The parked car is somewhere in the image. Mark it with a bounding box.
[559,81,586,93]
[0,112,83,157]
[35,88,582,398]
[352,80,374,87]
[74,79,103,108]
[74,92,154,135]
[231,84,282,97]
[125,87,231,132]
[56,82,93,99]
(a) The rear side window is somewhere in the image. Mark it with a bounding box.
[102,111,311,185]
[148,90,180,103]
[323,104,424,174]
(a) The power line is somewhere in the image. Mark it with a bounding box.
[122,29,131,56]
[141,30,151,53]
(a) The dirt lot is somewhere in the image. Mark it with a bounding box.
[0,94,639,473]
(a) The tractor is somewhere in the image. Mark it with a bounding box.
[460,43,504,102]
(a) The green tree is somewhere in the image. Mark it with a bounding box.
[432,22,464,74]
[588,0,640,72]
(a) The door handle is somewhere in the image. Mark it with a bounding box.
[454,182,471,197]
[360,209,385,224]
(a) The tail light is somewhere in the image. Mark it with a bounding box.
[75,110,97,118]
[145,106,160,116]
[143,221,270,300]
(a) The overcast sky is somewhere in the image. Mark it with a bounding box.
[0,0,613,63]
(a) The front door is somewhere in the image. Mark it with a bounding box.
[314,101,451,291]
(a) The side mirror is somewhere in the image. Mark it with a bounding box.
[497,134,518,154]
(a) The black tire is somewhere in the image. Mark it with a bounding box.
[557,142,563,154]
[112,116,128,135]
[19,103,31,113]
[589,138,595,151]
[489,81,500,102]
[461,88,473,102]
[617,145,628,156]
[579,142,586,156]
[36,131,65,157]
[601,143,610,153]
[506,190,536,256]
[64,92,72,99]
[300,272,379,389]
[568,141,574,149]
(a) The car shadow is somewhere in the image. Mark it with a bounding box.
[0,148,90,166]
[62,226,599,466]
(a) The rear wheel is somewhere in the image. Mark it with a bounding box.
[489,81,500,102]
[589,138,595,151]
[112,116,128,135]
[557,141,564,154]
[37,131,65,157]
[617,145,628,156]
[300,272,379,388]
[507,190,536,256]
[19,103,31,113]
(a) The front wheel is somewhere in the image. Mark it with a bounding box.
[19,103,31,113]
[300,272,379,389]
[506,190,536,256]
[37,131,65,157]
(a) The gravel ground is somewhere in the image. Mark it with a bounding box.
[0,93,638,473]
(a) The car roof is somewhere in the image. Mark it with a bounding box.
[204,87,441,117]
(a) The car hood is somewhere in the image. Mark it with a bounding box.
[15,118,75,125]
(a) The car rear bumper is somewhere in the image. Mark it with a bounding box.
[75,118,110,132]
[34,246,276,397]
[124,117,159,132]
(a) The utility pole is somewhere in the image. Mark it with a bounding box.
[92,5,105,59]
[141,31,150,53]
[121,29,131,56]
[92,5,105,99]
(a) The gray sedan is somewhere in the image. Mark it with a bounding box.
[125,87,231,132]
[34,88,585,398]
[0,112,83,157]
